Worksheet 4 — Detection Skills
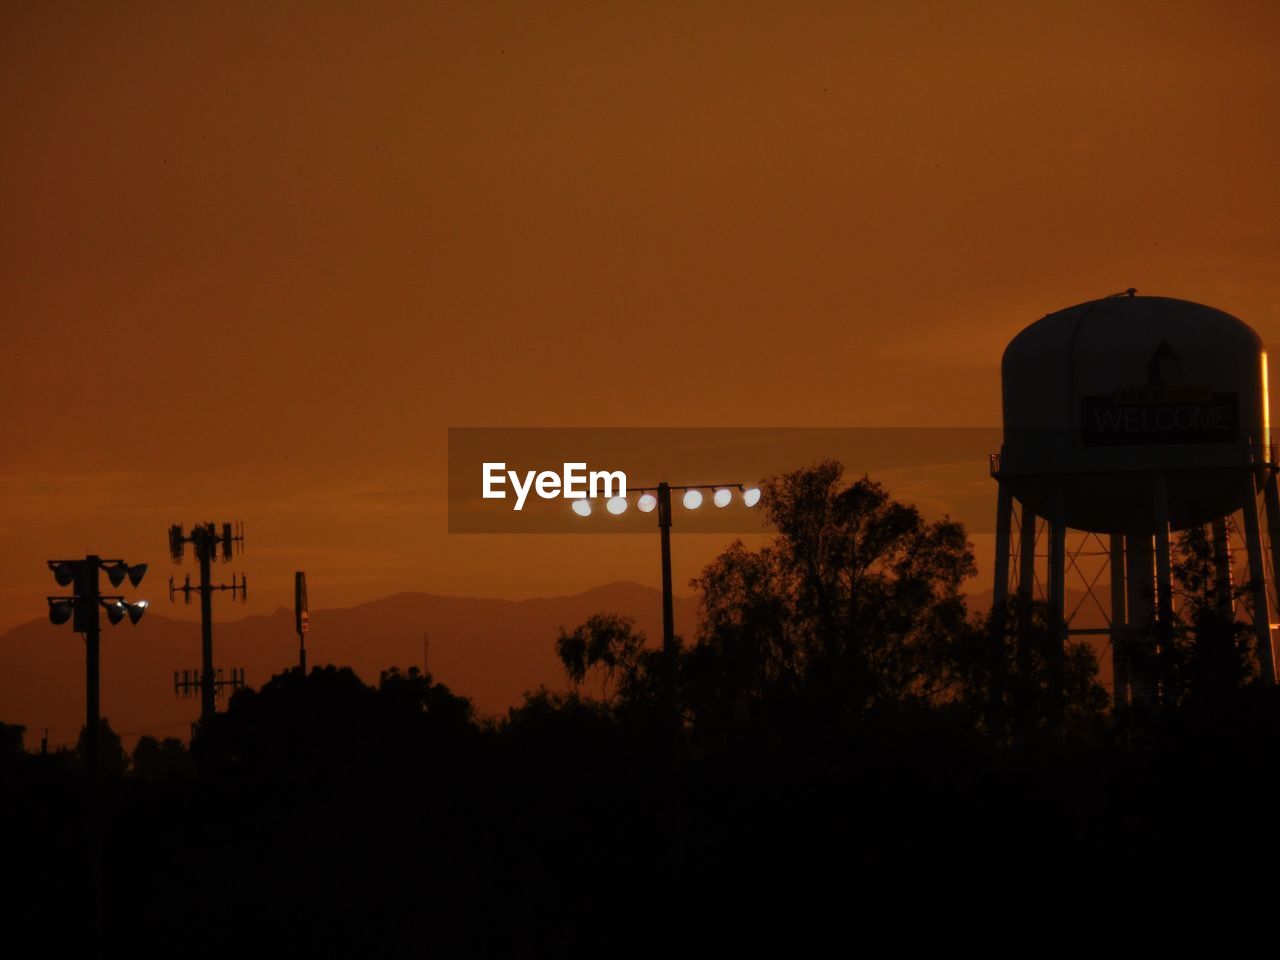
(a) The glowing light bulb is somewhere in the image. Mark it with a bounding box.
[682,489,703,510]
[607,496,628,515]
[713,488,732,508]
[743,487,761,507]
[572,499,592,517]
[637,493,657,513]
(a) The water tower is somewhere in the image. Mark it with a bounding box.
[990,291,1279,709]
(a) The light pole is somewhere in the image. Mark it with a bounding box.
[572,480,761,876]
[296,570,309,675]
[657,483,676,709]
[572,481,762,718]
[46,555,148,950]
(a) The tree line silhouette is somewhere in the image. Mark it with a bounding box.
[3,460,1278,952]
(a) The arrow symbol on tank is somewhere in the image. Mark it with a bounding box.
[1146,341,1180,386]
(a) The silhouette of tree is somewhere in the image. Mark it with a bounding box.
[76,717,127,778]
[960,598,1109,744]
[0,720,24,759]
[688,461,976,730]
[1159,525,1258,708]
[376,665,477,750]
[549,464,1110,746]
[131,735,194,782]
[555,613,653,703]
[195,664,477,787]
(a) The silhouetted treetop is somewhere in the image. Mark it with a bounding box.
[691,461,976,725]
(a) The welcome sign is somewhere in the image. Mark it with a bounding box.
[1080,386,1240,446]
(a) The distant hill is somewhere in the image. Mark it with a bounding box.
[2,580,1120,750]
[0,582,699,748]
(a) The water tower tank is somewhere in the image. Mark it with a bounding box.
[998,293,1270,533]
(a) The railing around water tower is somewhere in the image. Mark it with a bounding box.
[989,441,1279,478]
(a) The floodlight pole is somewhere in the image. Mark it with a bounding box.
[79,557,102,792]
[582,479,754,725]
[653,482,683,877]
[582,479,755,876]
[48,553,145,951]
[656,483,676,719]
[630,480,749,719]
[78,557,103,949]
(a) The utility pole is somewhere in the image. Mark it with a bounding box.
[168,522,246,728]
[45,554,148,952]
[295,571,309,675]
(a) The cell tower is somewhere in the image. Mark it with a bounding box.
[990,293,1279,717]
[167,521,247,727]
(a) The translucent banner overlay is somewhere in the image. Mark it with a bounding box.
[448,427,1003,534]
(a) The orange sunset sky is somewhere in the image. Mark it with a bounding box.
[2,2,1279,634]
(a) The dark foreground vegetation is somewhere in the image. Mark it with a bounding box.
[4,462,1279,953]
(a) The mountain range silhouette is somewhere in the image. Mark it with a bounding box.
[0,581,700,748]
[1,580,1107,749]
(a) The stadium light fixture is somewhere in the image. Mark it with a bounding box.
[567,480,763,721]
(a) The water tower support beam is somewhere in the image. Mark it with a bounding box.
[1108,534,1128,712]
[1262,471,1280,681]
[1241,475,1276,685]
[1014,500,1038,683]
[991,483,1013,630]
[1211,518,1233,617]
[1153,474,1175,656]
[1048,482,1067,725]
[1126,533,1156,709]
[1017,502,1037,604]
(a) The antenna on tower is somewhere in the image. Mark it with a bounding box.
[167,520,249,729]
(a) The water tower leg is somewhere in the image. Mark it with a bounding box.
[1048,482,1066,725]
[1262,471,1280,681]
[991,482,1013,631]
[1153,475,1175,671]
[988,483,1014,731]
[1240,474,1277,685]
[1211,518,1233,617]
[1017,501,1037,604]
[1108,533,1127,712]
[1016,500,1037,684]
[1125,533,1156,709]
